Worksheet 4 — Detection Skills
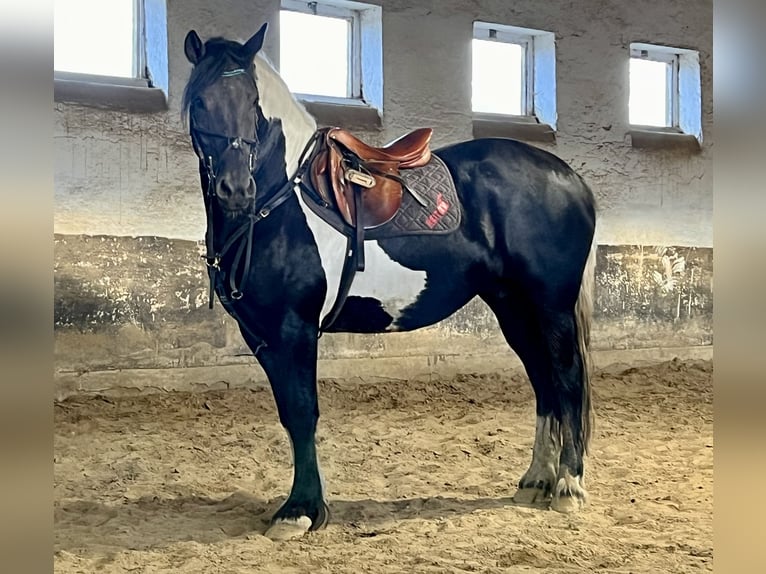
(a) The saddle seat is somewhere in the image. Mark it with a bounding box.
[309,127,434,230]
[329,127,433,168]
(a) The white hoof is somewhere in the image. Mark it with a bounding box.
[550,491,583,513]
[550,468,588,513]
[264,516,312,541]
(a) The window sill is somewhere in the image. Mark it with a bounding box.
[472,114,555,143]
[628,127,701,152]
[298,95,382,130]
[54,72,168,114]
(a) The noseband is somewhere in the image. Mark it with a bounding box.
[191,128,258,175]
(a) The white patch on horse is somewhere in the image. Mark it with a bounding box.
[513,415,562,504]
[254,56,344,320]
[294,192,347,321]
[253,55,427,327]
[551,464,588,513]
[348,241,427,326]
[253,55,316,176]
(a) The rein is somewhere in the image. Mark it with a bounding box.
[198,150,293,310]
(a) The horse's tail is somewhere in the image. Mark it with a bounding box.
[575,239,596,454]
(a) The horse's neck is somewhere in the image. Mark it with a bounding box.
[253,55,316,177]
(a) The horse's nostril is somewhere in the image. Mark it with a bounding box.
[217,179,234,199]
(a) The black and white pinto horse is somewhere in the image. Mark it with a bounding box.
[183,24,597,540]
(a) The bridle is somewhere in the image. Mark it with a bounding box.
[188,67,318,310]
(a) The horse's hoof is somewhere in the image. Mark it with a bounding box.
[550,470,588,513]
[550,492,583,513]
[264,516,313,540]
[512,487,550,505]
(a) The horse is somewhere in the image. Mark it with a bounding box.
[182,23,597,540]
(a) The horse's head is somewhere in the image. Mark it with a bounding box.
[183,24,268,217]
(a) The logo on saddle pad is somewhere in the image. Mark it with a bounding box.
[425,193,451,228]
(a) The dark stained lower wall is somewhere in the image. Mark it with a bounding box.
[54,235,712,395]
[593,245,712,349]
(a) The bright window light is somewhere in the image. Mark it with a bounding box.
[54,0,136,77]
[472,38,523,115]
[629,58,670,126]
[280,10,350,97]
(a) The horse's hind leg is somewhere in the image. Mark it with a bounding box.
[481,290,590,512]
[538,309,590,513]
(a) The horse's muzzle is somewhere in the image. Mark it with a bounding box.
[215,176,256,213]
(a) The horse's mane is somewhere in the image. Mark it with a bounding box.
[252,54,317,175]
[181,38,252,121]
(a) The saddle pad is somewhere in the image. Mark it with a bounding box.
[366,154,461,240]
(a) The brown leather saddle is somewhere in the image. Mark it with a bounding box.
[309,127,433,229]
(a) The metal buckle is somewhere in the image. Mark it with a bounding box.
[346,168,376,188]
[231,290,243,300]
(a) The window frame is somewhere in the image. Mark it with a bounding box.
[280,0,362,102]
[132,0,147,80]
[53,0,168,112]
[471,21,557,143]
[472,24,534,117]
[279,0,383,128]
[629,46,679,129]
[627,42,702,150]
[54,0,146,84]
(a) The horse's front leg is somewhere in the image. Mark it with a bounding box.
[246,316,329,540]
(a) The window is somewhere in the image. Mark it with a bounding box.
[472,22,556,129]
[472,28,528,116]
[629,43,702,141]
[55,0,143,80]
[280,0,382,111]
[54,0,168,111]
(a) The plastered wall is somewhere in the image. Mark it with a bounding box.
[55,0,712,245]
[53,0,713,396]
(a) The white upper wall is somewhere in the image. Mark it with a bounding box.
[54,0,713,247]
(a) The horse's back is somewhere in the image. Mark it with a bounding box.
[434,137,594,244]
[436,137,594,212]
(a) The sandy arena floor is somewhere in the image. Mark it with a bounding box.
[54,358,712,573]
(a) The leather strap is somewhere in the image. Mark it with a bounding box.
[354,185,366,272]
[319,233,359,333]
[205,175,296,308]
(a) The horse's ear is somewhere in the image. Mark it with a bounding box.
[243,22,268,61]
[184,30,205,65]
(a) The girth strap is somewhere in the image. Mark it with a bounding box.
[319,232,361,333]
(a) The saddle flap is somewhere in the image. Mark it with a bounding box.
[319,135,401,229]
[310,147,353,223]
[354,160,402,228]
